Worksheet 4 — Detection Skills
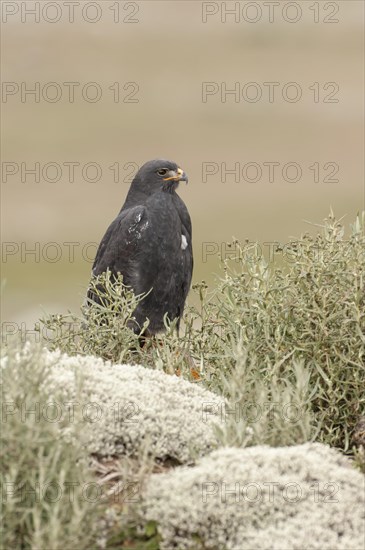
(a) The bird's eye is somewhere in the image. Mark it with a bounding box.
[157,168,168,176]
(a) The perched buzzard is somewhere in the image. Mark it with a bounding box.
[88,159,193,335]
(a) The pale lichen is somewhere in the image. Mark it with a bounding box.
[141,443,365,550]
[3,347,224,463]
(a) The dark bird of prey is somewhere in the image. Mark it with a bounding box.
[88,159,193,336]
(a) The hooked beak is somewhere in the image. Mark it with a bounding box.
[163,167,189,184]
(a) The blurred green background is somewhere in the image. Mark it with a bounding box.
[1,1,364,329]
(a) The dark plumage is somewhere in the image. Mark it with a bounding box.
[88,159,193,335]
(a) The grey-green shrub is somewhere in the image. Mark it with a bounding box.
[42,271,147,363]
[1,344,103,549]
[199,212,365,452]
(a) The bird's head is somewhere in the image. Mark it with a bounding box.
[132,159,188,194]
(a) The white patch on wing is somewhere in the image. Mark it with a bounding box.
[181,235,188,250]
[127,212,149,240]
